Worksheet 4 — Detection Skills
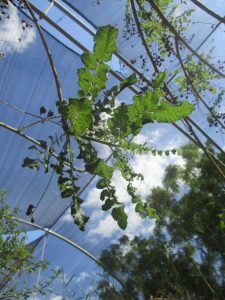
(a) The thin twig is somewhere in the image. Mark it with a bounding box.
[0,121,84,172]
[18,116,60,131]
[23,0,68,131]
[175,38,225,130]
[0,99,59,125]
[167,20,221,85]
[147,0,225,78]
[32,169,55,214]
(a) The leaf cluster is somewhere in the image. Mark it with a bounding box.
[22,25,194,231]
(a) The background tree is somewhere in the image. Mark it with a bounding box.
[96,143,225,300]
[0,190,61,299]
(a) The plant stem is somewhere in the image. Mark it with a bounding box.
[23,0,68,132]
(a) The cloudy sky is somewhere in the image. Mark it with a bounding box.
[0,3,36,55]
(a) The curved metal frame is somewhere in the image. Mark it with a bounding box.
[16,217,137,300]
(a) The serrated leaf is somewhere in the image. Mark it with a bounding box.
[108,102,133,138]
[153,72,166,89]
[61,189,73,198]
[93,25,118,62]
[153,100,194,122]
[81,51,97,69]
[93,63,109,90]
[141,19,160,30]
[68,98,92,137]
[128,90,194,123]
[135,202,144,212]
[112,206,128,230]
[78,68,93,92]
[109,90,194,139]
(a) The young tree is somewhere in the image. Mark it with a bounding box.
[0,190,61,299]
[95,144,225,299]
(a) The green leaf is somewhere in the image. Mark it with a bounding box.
[85,159,114,181]
[109,90,194,139]
[178,148,182,156]
[151,100,194,122]
[77,68,93,92]
[93,63,109,90]
[119,73,137,92]
[135,202,144,212]
[153,72,166,89]
[22,158,39,170]
[94,160,114,181]
[146,207,159,220]
[108,102,133,138]
[93,25,119,62]
[112,206,128,230]
[81,51,97,69]
[61,189,73,198]
[100,189,110,201]
[141,19,160,30]
[102,199,115,211]
[96,179,107,189]
[128,90,194,123]
[68,98,92,137]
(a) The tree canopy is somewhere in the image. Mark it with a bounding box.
[95,143,225,299]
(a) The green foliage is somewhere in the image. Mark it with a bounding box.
[0,190,61,299]
[23,25,194,231]
[93,25,118,61]
[152,71,166,89]
[68,98,92,137]
[108,89,194,137]
[175,56,219,95]
[95,144,225,299]
[112,206,128,230]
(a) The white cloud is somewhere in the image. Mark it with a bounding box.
[88,214,119,238]
[93,142,112,160]
[75,271,89,283]
[61,211,73,222]
[0,3,36,54]
[133,128,164,145]
[131,151,185,198]
[84,133,186,240]
[83,186,101,208]
[49,296,63,300]
[87,202,155,240]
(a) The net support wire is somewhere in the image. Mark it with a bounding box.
[44,0,56,15]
